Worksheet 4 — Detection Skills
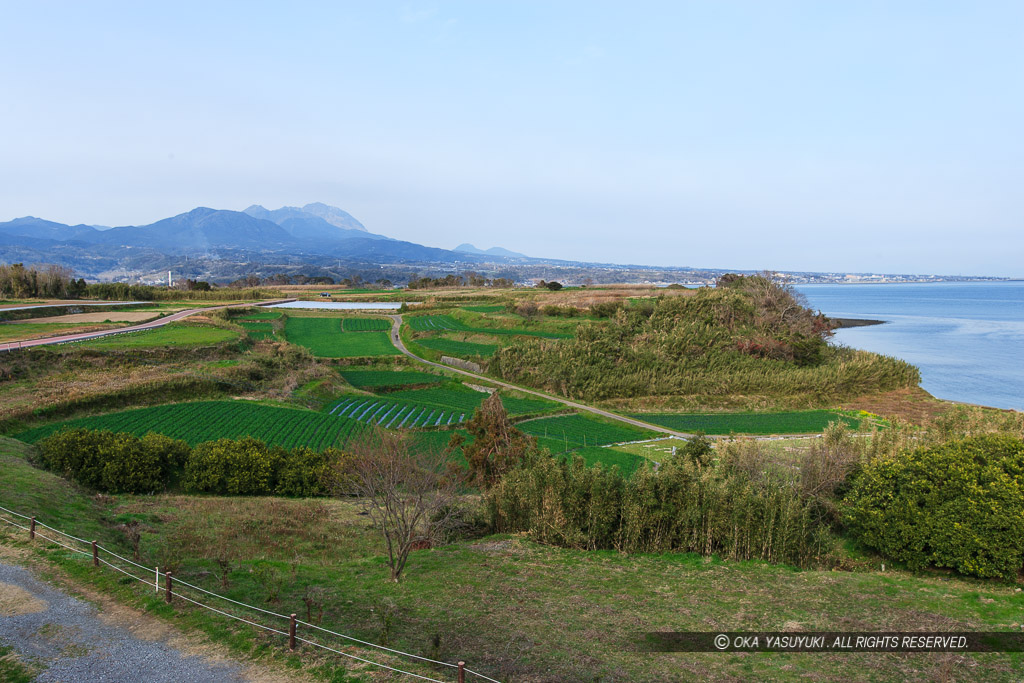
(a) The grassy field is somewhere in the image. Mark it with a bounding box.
[340,317,391,332]
[73,324,239,349]
[339,369,442,388]
[234,310,283,321]
[631,410,862,434]
[285,317,400,358]
[15,401,367,451]
[0,322,126,343]
[519,413,656,447]
[2,437,1020,683]
[460,304,505,313]
[238,321,276,340]
[408,314,571,339]
[414,337,498,358]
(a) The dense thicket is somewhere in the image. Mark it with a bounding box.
[36,429,350,497]
[492,275,919,402]
[843,435,1024,580]
[487,447,832,567]
[0,263,85,299]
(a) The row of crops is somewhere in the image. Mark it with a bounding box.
[519,414,656,449]
[341,317,391,332]
[415,337,498,358]
[285,317,400,358]
[339,369,442,388]
[629,410,861,435]
[407,314,571,339]
[16,401,367,451]
[330,396,469,428]
[239,321,276,340]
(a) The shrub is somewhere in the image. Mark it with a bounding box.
[276,446,340,497]
[842,435,1024,580]
[184,437,282,495]
[37,428,186,494]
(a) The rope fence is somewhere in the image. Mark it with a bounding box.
[0,503,499,683]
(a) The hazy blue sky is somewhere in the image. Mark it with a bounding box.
[1,2,1021,275]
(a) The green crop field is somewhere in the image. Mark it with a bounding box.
[461,304,505,312]
[74,324,239,349]
[235,310,282,321]
[341,317,391,332]
[16,401,366,451]
[630,410,861,435]
[329,385,558,427]
[339,369,443,388]
[408,315,467,331]
[285,317,400,357]
[408,314,571,339]
[520,414,655,448]
[415,337,498,358]
[559,445,648,475]
[239,321,275,340]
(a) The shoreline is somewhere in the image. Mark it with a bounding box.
[830,317,886,329]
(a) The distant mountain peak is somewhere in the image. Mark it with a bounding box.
[301,202,367,232]
[455,243,527,258]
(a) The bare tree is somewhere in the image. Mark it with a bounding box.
[350,429,460,582]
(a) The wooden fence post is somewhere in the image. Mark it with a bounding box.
[289,614,297,650]
[92,541,99,567]
[165,571,173,603]
[29,517,35,540]
[458,661,465,683]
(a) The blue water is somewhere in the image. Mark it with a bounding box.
[796,282,1024,412]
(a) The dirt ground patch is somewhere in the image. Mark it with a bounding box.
[0,580,48,615]
[12,311,158,324]
[842,386,951,424]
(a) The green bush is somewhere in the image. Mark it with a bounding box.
[184,438,282,495]
[275,446,344,497]
[37,428,186,494]
[842,435,1024,580]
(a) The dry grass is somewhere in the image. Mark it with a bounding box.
[14,311,159,324]
[0,581,48,616]
[841,386,951,424]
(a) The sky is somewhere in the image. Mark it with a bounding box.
[1,1,1022,276]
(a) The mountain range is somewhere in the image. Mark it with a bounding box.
[0,203,531,279]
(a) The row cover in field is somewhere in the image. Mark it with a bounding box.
[16,401,367,451]
[520,414,655,448]
[330,396,468,428]
[415,337,498,358]
[285,317,400,357]
[328,386,558,428]
[341,317,391,332]
[339,369,442,388]
[629,410,860,435]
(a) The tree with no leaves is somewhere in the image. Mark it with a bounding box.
[349,429,459,582]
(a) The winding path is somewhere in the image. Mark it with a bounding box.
[387,315,693,439]
[0,299,295,352]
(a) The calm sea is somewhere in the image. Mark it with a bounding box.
[796,281,1024,412]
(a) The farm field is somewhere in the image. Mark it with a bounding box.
[408,314,571,338]
[328,385,559,427]
[414,336,498,358]
[0,322,124,343]
[460,304,505,312]
[234,310,282,321]
[341,317,391,331]
[339,368,442,388]
[238,321,276,340]
[74,324,239,349]
[284,317,400,357]
[630,410,862,434]
[519,413,656,448]
[15,401,366,451]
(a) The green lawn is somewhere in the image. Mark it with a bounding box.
[631,410,861,435]
[285,317,400,358]
[74,324,239,349]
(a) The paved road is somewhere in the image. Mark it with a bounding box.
[0,561,250,682]
[387,315,692,439]
[0,299,295,352]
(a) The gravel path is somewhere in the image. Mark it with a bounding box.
[0,561,249,682]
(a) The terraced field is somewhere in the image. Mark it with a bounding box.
[415,337,498,358]
[327,385,559,428]
[285,317,400,357]
[16,401,366,451]
[630,410,861,435]
[74,324,239,349]
[341,317,391,332]
[235,310,282,321]
[408,314,571,339]
[461,304,505,313]
[520,414,656,448]
[339,369,442,388]
[239,321,276,340]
